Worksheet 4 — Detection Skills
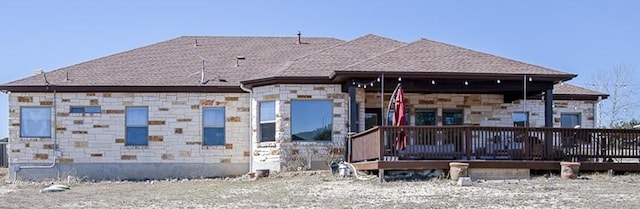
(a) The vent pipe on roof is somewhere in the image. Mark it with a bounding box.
[297,31,301,44]
[236,56,245,67]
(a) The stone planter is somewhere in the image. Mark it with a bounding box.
[449,162,469,181]
[560,162,581,179]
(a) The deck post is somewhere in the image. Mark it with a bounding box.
[379,169,385,183]
[465,126,472,160]
[349,84,358,133]
[347,84,357,162]
[544,88,554,159]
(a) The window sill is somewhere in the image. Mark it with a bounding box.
[258,142,277,148]
[20,137,51,141]
[290,140,333,144]
[201,145,225,150]
[124,145,149,149]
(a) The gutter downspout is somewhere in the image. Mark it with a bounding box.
[14,87,59,180]
[239,83,253,172]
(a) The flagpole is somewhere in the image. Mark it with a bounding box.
[380,73,385,126]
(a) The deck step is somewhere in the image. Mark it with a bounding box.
[467,168,530,180]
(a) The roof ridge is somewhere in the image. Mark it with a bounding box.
[419,38,574,76]
[274,38,351,76]
[276,34,408,76]
[341,39,411,71]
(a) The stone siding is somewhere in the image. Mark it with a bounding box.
[363,93,596,128]
[251,84,348,172]
[8,92,250,180]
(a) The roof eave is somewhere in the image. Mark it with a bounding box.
[240,76,333,88]
[0,85,245,93]
[330,71,577,83]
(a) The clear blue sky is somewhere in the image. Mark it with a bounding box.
[1,1,639,137]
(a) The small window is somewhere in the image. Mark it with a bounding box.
[126,107,148,146]
[291,100,333,141]
[70,106,101,114]
[513,112,529,127]
[443,109,463,125]
[364,108,381,130]
[561,113,581,128]
[20,107,51,138]
[415,109,436,126]
[203,108,225,146]
[259,101,276,142]
[364,113,378,130]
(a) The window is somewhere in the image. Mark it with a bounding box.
[443,109,463,125]
[126,107,148,146]
[561,113,581,128]
[70,106,101,114]
[512,112,529,127]
[415,109,436,125]
[387,109,410,126]
[203,108,225,146]
[364,108,381,130]
[364,113,378,130]
[20,107,51,138]
[291,100,333,141]
[259,101,276,142]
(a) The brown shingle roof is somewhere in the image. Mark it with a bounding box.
[270,34,405,78]
[2,36,344,87]
[341,38,575,79]
[2,34,584,93]
[554,83,608,99]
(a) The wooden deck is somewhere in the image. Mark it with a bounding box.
[348,126,640,178]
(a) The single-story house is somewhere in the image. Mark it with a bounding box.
[0,34,607,181]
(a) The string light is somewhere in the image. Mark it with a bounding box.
[352,77,381,89]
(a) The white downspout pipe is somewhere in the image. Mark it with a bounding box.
[14,87,59,180]
[239,83,253,172]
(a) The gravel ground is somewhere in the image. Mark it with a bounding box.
[1,168,640,209]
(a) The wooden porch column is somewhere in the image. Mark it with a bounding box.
[348,84,357,162]
[349,84,358,133]
[544,88,554,159]
[545,88,553,128]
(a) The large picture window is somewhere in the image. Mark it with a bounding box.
[561,113,581,128]
[203,108,225,146]
[259,101,276,142]
[512,112,529,127]
[291,100,333,141]
[20,107,51,138]
[126,107,148,146]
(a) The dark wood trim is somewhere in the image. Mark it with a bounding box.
[331,71,577,83]
[554,94,608,100]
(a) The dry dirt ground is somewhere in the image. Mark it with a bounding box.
[1,168,640,209]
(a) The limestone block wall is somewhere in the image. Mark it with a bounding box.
[363,92,596,128]
[251,84,349,172]
[8,92,250,169]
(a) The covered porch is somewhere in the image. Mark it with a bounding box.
[347,126,640,179]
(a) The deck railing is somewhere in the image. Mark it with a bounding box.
[348,126,640,163]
